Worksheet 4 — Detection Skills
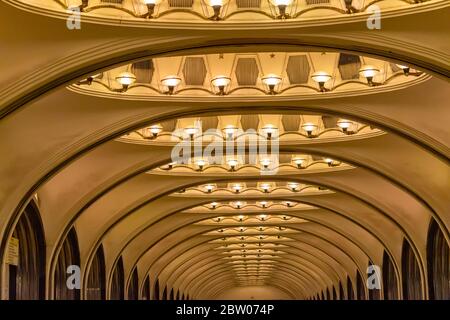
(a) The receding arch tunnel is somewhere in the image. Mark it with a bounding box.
[0,0,449,302]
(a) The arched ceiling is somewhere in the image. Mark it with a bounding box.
[0,0,449,300]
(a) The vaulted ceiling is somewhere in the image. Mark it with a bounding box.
[0,0,449,300]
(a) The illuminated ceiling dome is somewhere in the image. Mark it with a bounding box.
[0,0,448,302]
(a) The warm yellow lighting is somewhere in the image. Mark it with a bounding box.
[359,65,380,85]
[223,125,238,139]
[115,72,136,91]
[184,126,199,139]
[287,182,299,191]
[161,75,181,94]
[195,159,207,170]
[301,122,318,136]
[261,74,282,93]
[232,183,243,193]
[337,119,354,133]
[261,125,278,139]
[227,158,239,171]
[203,184,215,193]
[311,71,332,91]
[210,202,219,209]
[259,158,272,169]
[211,76,231,94]
[259,214,268,221]
[143,124,162,138]
[324,158,335,167]
[292,156,306,168]
[260,183,271,193]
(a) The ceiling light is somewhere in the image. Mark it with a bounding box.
[344,0,356,13]
[232,183,243,193]
[285,201,293,207]
[396,64,410,76]
[270,0,293,19]
[234,201,244,209]
[195,158,207,171]
[301,122,318,137]
[292,156,306,169]
[260,183,271,193]
[237,214,245,221]
[337,119,354,134]
[287,182,299,191]
[324,158,335,167]
[211,76,231,95]
[261,74,282,94]
[210,202,219,209]
[359,65,380,86]
[311,71,332,92]
[184,126,199,140]
[115,72,136,92]
[261,125,278,139]
[259,201,268,208]
[143,0,161,18]
[223,125,238,139]
[167,162,176,169]
[143,125,162,139]
[203,184,215,193]
[85,73,100,85]
[259,158,272,169]
[259,214,268,221]
[209,0,226,20]
[161,75,181,94]
[227,159,239,171]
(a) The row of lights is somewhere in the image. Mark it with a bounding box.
[213,214,292,222]
[92,63,410,94]
[209,201,295,210]
[144,119,355,140]
[202,181,311,193]
[174,156,337,171]
[140,0,394,20]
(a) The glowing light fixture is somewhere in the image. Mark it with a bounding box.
[115,72,136,92]
[223,126,238,139]
[237,214,245,221]
[359,65,380,86]
[311,71,332,92]
[161,75,181,94]
[261,125,278,139]
[211,76,231,95]
[292,156,306,169]
[270,0,293,19]
[209,0,226,20]
[143,125,162,139]
[301,122,318,137]
[259,214,268,221]
[260,158,272,169]
[261,74,282,94]
[287,182,299,191]
[195,158,207,171]
[324,158,335,167]
[210,202,219,209]
[143,0,161,18]
[184,126,199,140]
[396,64,410,76]
[232,183,243,193]
[227,158,239,171]
[260,183,271,193]
[259,201,268,209]
[337,119,354,134]
[234,201,244,209]
[203,184,215,193]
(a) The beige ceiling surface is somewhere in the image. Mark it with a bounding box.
[0,0,449,300]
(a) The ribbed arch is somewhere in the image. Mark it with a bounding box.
[54,227,80,300]
[427,219,450,300]
[402,239,423,300]
[110,256,124,300]
[86,245,106,300]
